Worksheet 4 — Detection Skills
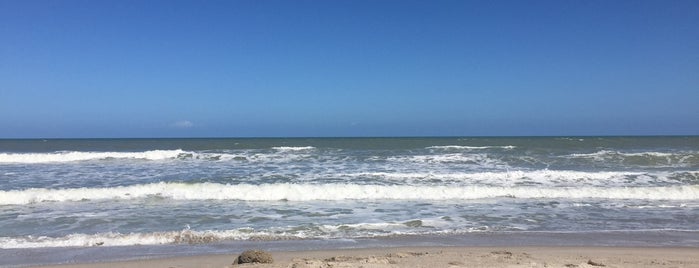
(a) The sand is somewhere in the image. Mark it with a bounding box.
[35,246,699,268]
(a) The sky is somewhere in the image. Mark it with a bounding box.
[1,0,698,138]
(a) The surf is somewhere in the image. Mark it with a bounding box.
[2,182,698,205]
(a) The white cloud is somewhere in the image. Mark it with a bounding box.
[172,120,193,128]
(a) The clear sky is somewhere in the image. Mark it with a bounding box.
[1,0,697,138]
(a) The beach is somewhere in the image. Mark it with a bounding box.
[4,0,699,266]
[35,246,699,268]
[2,137,698,267]
[13,231,699,267]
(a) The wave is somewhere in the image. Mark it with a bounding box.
[568,150,679,158]
[2,182,698,205]
[0,228,282,249]
[386,153,507,167]
[2,226,697,249]
[566,150,699,160]
[564,150,697,167]
[0,219,457,249]
[341,170,673,186]
[0,150,187,163]
[272,146,316,151]
[0,148,317,164]
[426,145,516,150]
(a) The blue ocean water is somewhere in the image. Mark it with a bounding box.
[1,137,698,261]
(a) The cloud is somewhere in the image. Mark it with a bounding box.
[172,120,193,128]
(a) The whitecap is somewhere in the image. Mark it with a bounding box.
[2,182,698,205]
[0,150,187,164]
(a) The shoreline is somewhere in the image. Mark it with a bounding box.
[5,231,699,267]
[32,246,699,268]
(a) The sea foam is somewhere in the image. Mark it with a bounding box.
[272,146,316,151]
[1,182,698,205]
[340,170,665,186]
[0,229,261,249]
[0,150,187,163]
[0,220,448,249]
[426,145,516,150]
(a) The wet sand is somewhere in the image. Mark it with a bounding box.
[36,246,699,268]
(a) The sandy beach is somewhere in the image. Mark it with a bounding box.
[35,246,699,268]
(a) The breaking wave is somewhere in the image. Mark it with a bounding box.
[339,170,685,186]
[271,146,316,151]
[0,219,457,249]
[0,150,187,163]
[0,148,318,164]
[564,150,698,167]
[0,228,281,249]
[426,145,516,150]
[2,182,698,205]
[568,150,682,158]
[567,150,696,160]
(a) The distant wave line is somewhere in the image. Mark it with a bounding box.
[567,150,696,158]
[0,147,319,163]
[0,150,187,163]
[271,146,316,151]
[426,145,516,150]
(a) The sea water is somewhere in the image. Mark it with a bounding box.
[1,137,698,264]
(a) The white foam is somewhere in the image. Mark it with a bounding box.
[426,145,516,150]
[0,228,291,249]
[0,149,310,164]
[0,218,457,249]
[388,153,507,167]
[564,151,698,168]
[341,170,658,186]
[271,146,316,151]
[0,150,187,163]
[0,216,460,249]
[2,182,698,205]
[568,150,682,158]
[320,222,406,231]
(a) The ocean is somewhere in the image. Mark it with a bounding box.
[1,137,698,266]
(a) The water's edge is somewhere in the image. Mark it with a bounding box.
[4,230,699,267]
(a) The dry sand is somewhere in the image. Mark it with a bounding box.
[35,246,699,268]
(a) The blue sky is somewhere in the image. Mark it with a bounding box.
[1,0,697,138]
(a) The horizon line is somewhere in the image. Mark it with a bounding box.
[1,134,698,140]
